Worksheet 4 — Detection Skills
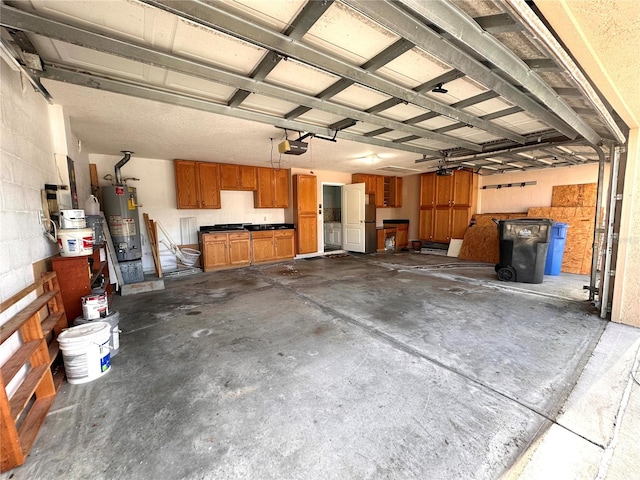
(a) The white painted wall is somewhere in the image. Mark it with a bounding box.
[0,66,59,306]
[478,164,603,213]
[91,155,287,272]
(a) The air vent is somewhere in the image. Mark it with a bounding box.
[374,165,420,173]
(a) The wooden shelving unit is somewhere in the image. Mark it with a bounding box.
[1,272,67,472]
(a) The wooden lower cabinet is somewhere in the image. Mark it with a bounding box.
[251,231,275,264]
[396,224,408,249]
[200,232,251,271]
[275,230,295,259]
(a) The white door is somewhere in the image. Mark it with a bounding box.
[343,182,366,252]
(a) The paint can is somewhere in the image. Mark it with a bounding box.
[57,228,94,257]
[60,209,86,229]
[74,310,121,357]
[82,293,109,320]
[58,322,111,384]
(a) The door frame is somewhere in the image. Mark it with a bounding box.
[321,182,345,253]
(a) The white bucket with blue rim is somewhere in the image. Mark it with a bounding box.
[58,322,111,384]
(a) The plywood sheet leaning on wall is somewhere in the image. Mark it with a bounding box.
[458,213,526,263]
[551,183,597,207]
[527,207,595,275]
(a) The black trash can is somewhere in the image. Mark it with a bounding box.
[495,218,553,284]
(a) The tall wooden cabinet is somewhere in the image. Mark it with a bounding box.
[293,174,317,254]
[174,160,221,209]
[255,167,290,208]
[419,169,477,243]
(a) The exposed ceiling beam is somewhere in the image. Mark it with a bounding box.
[343,0,583,142]
[38,64,444,157]
[0,5,481,151]
[138,0,526,143]
[393,0,601,145]
[474,13,521,34]
[228,0,333,108]
[283,38,413,119]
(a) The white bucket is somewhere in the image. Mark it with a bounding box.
[58,322,111,384]
[81,293,109,320]
[60,209,86,228]
[58,228,94,257]
[74,310,120,356]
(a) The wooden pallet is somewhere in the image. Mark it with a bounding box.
[0,272,67,472]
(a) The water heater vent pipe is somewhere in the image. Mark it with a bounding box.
[114,150,133,185]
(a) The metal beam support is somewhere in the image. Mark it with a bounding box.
[474,13,521,34]
[38,64,442,157]
[502,0,626,144]
[344,0,584,142]
[0,5,482,150]
[395,0,602,144]
[413,69,465,94]
[138,0,526,143]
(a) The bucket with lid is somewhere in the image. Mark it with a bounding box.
[58,228,94,256]
[74,310,121,356]
[58,322,111,384]
[81,293,109,319]
[60,209,86,229]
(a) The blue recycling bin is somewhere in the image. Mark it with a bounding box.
[544,222,569,275]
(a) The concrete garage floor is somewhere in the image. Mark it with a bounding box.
[6,252,639,479]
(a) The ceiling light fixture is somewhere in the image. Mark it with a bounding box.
[432,83,448,94]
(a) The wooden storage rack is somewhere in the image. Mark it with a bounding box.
[1,272,67,472]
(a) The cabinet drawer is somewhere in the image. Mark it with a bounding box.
[251,231,274,239]
[274,229,293,237]
[202,233,228,242]
[229,232,250,240]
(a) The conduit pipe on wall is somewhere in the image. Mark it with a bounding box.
[502,0,626,145]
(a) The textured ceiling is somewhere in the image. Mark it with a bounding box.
[1,0,627,175]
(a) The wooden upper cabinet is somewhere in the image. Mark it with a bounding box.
[198,162,221,208]
[175,160,220,209]
[219,164,257,191]
[353,173,402,208]
[435,174,455,206]
[452,169,474,206]
[294,174,317,213]
[255,167,289,208]
[420,173,436,207]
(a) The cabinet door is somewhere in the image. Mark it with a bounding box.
[390,177,402,207]
[252,232,275,263]
[420,173,435,207]
[419,208,434,241]
[273,168,290,208]
[450,207,472,239]
[433,206,451,242]
[219,164,240,190]
[295,175,317,213]
[396,224,408,249]
[229,233,251,265]
[435,175,454,206]
[377,228,385,250]
[198,163,221,209]
[51,256,92,321]
[203,235,229,271]
[255,167,275,207]
[375,176,385,207]
[175,160,200,209]
[239,165,257,190]
[452,169,474,207]
[275,230,295,259]
[297,215,317,254]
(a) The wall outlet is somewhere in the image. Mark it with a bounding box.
[263,216,267,221]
